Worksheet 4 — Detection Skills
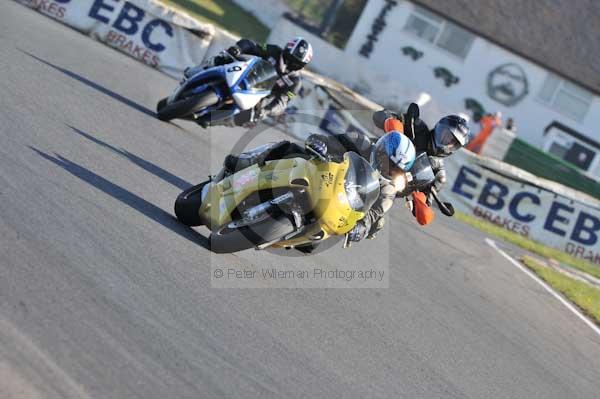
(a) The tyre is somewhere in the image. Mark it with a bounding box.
[174,182,209,226]
[209,215,296,254]
[156,97,168,112]
[157,90,218,121]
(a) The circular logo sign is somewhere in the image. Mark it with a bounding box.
[487,63,529,106]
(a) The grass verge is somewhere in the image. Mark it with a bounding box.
[522,256,600,325]
[455,211,600,280]
[159,0,270,41]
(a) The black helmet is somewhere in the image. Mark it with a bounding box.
[283,37,313,71]
[431,115,470,157]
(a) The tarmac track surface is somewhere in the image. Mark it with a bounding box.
[1,3,600,398]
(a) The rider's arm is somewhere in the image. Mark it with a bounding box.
[232,39,270,58]
[306,130,373,160]
[261,93,291,118]
[364,181,397,227]
[429,156,447,192]
[214,40,258,65]
[351,180,397,240]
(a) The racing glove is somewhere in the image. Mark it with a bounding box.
[305,134,328,159]
[227,45,242,57]
[348,221,367,242]
[433,169,447,192]
[429,157,446,192]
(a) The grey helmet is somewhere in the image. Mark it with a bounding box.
[431,115,470,157]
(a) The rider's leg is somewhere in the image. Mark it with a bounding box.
[223,141,308,174]
[366,217,385,239]
[233,109,253,126]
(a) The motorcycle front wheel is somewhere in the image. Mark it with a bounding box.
[157,90,218,121]
[174,182,209,226]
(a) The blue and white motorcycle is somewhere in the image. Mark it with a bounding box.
[156,52,279,125]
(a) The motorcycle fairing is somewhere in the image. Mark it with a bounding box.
[169,56,275,119]
[199,155,369,247]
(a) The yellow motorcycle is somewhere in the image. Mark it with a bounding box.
[174,144,381,253]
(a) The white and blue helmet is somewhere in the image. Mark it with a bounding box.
[370,131,416,180]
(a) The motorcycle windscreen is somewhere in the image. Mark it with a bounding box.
[241,59,278,92]
[343,152,381,212]
[410,152,436,189]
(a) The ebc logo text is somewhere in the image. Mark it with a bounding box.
[451,165,600,247]
[27,0,68,18]
[85,0,174,52]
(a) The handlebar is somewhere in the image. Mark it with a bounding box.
[430,187,455,217]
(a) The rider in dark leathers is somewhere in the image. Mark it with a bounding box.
[224,105,470,251]
[185,37,313,127]
[363,109,470,235]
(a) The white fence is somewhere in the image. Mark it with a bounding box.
[15,0,215,78]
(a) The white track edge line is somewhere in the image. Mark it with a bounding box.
[485,238,600,338]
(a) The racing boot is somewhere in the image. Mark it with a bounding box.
[366,217,385,239]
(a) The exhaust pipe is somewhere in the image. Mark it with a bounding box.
[227,192,294,229]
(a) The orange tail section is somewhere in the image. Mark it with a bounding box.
[412,191,435,226]
[384,118,404,134]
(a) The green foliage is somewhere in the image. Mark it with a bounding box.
[286,0,368,48]
[160,0,269,41]
[522,256,600,325]
[326,0,369,48]
[455,211,600,280]
[286,0,329,23]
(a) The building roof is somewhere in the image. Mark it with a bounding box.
[411,0,600,95]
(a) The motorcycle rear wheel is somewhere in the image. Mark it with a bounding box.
[157,90,218,121]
